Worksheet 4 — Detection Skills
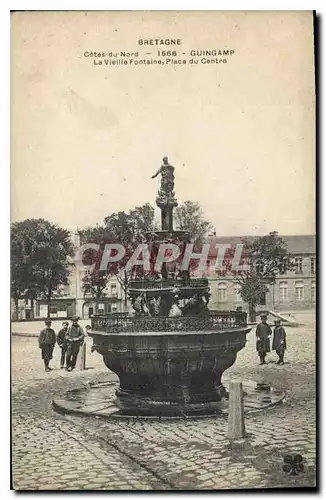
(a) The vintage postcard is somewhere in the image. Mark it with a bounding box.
[11,11,316,491]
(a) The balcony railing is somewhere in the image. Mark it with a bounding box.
[90,311,247,333]
[128,278,209,291]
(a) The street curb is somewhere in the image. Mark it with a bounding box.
[11,332,39,338]
[12,332,94,339]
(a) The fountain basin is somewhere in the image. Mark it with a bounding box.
[88,317,251,416]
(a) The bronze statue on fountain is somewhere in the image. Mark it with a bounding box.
[88,156,251,416]
[151,156,178,232]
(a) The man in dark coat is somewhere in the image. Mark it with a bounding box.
[38,320,56,372]
[256,314,272,365]
[65,317,85,371]
[272,319,287,365]
[57,321,69,369]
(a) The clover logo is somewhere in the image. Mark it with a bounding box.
[283,454,304,475]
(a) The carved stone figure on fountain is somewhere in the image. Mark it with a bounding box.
[169,293,183,318]
[181,295,197,316]
[151,156,175,201]
[202,288,211,306]
[197,292,211,315]
[182,292,210,317]
[132,295,146,317]
[147,296,161,317]
[127,302,136,317]
[142,296,150,316]
[158,292,174,317]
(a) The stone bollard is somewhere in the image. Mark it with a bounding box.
[78,342,86,371]
[227,380,246,439]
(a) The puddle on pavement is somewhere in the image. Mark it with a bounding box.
[53,380,285,421]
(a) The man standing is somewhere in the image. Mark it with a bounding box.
[57,321,69,369]
[38,320,56,372]
[272,319,287,365]
[256,314,272,365]
[65,317,85,372]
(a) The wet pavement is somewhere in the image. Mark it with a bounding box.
[52,378,285,420]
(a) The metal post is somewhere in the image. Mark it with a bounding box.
[227,380,246,439]
[78,342,86,371]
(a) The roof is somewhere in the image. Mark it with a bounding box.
[206,234,316,257]
[279,235,316,254]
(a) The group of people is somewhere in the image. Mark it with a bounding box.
[38,311,286,371]
[256,314,287,365]
[38,316,85,372]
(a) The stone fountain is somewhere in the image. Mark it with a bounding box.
[88,157,252,416]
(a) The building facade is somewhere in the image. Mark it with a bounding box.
[12,232,316,320]
[12,232,125,320]
[206,234,316,313]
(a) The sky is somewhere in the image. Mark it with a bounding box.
[11,11,316,236]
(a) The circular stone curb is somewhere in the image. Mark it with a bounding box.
[52,378,285,421]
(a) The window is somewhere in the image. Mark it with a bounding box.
[279,281,288,302]
[255,263,265,274]
[311,258,316,274]
[217,282,227,302]
[311,281,316,301]
[295,258,303,274]
[295,281,304,301]
[110,283,117,296]
[233,284,242,302]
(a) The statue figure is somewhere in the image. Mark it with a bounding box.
[147,296,160,317]
[182,292,210,317]
[151,156,175,199]
[132,295,146,316]
[169,294,182,318]
[202,288,211,306]
[158,293,174,317]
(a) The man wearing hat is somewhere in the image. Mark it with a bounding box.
[57,321,69,369]
[38,320,56,372]
[256,314,272,365]
[272,319,287,365]
[65,316,85,371]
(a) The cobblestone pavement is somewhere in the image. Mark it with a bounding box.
[11,315,316,490]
